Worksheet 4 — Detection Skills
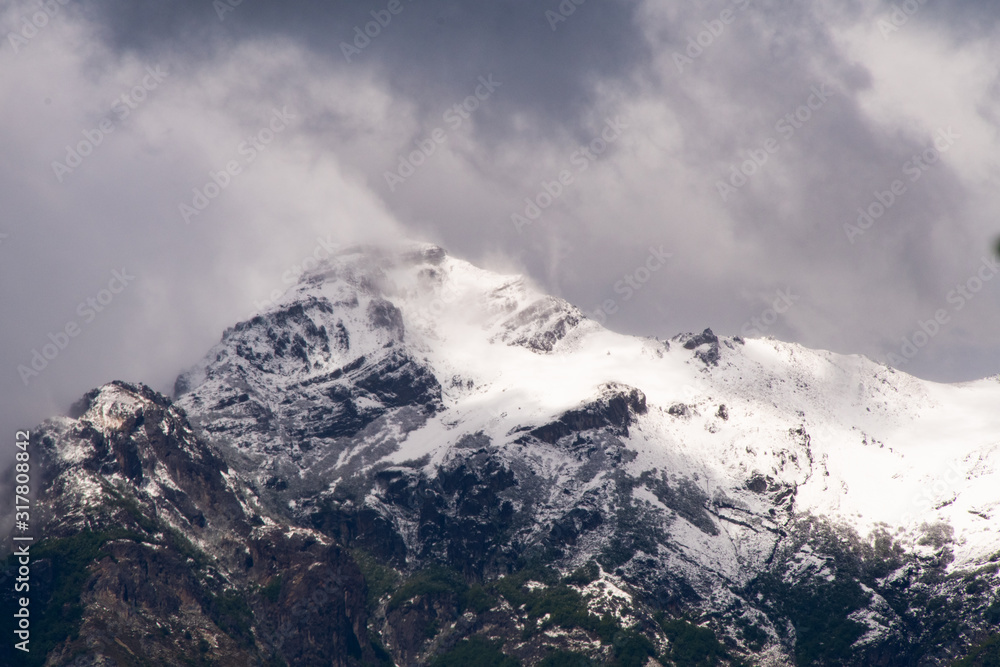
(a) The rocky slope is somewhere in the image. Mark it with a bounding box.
[4,243,1000,666]
[2,382,380,666]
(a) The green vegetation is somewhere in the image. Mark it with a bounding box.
[597,475,669,571]
[383,564,490,642]
[364,558,661,665]
[101,482,208,567]
[430,636,520,667]
[735,618,768,653]
[769,575,870,664]
[596,500,665,571]
[465,583,496,613]
[609,628,657,667]
[260,574,283,603]
[370,637,396,666]
[161,525,208,567]
[387,564,495,614]
[490,562,661,666]
[496,566,606,637]
[564,561,600,586]
[952,633,1000,666]
[986,599,1000,625]
[6,529,142,666]
[389,565,466,610]
[498,563,561,589]
[106,491,160,534]
[205,589,255,647]
[661,619,728,666]
[3,486,268,664]
[352,549,401,610]
[736,517,927,664]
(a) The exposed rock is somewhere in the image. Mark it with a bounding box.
[8,245,1000,666]
[675,327,722,365]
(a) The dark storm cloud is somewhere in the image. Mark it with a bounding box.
[81,0,650,143]
[903,0,1000,40]
[67,0,1000,385]
[3,0,1000,460]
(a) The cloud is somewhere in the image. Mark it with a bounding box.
[0,12,404,437]
[3,0,1000,447]
[77,0,651,143]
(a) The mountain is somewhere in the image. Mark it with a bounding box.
[5,243,1000,666]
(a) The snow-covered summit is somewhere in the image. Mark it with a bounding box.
[25,243,1000,665]
[173,243,1000,574]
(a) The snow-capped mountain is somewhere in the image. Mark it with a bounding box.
[7,243,1000,666]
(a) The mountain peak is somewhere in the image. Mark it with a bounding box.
[24,244,1000,665]
[294,241,448,294]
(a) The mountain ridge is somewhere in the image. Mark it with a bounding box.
[6,243,1000,666]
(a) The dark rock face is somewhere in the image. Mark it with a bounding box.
[1,382,378,667]
[279,349,441,452]
[367,298,406,340]
[676,327,721,365]
[548,507,605,547]
[354,349,441,409]
[746,474,770,494]
[382,586,463,665]
[667,403,690,417]
[8,365,1000,667]
[246,529,373,667]
[528,384,647,444]
[494,296,584,353]
[640,471,719,536]
[221,297,339,374]
[310,502,409,566]
[174,290,443,492]
[8,242,1000,666]
[37,538,262,667]
[315,457,522,578]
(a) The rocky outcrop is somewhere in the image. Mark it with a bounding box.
[7,245,1000,666]
[1,382,379,667]
[675,327,721,366]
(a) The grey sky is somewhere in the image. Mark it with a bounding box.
[2,0,1000,442]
